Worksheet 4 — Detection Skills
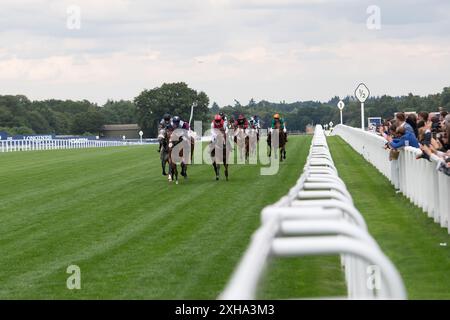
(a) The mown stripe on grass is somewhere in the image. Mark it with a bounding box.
[0,136,328,299]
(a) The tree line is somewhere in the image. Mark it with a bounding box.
[1,84,449,137]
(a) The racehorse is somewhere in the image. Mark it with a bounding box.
[247,127,259,158]
[167,129,190,184]
[234,127,249,162]
[158,129,170,176]
[211,130,231,181]
[267,123,287,162]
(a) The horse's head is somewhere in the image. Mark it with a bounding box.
[158,129,167,140]
[274,120,281,129]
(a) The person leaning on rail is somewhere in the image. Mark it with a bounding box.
[386,126,420,149]
[395,112,416,138]
[418,113,450,176]
[382,123,401,191]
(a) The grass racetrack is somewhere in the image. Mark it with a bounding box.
[0,135,347,299]
[328,136,450,299]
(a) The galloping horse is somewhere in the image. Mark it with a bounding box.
[158,128,170,176]
[167,129,190,184]
[234,127,249,161]
[247,127,259,158]
[267,122,287,161]
[211,130,231,181]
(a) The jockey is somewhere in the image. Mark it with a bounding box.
[219,111,228,129]
[235,114,249,130]
[228,115,235,130]
[249,116,261,130]
[212,112,228,131]
[159,113,172,130]
[158,113,172,152]
[271,113,288,141]
[211,114,228,143]
[253,115,261,129]
[271,113,287,133]
[171,116,190,131]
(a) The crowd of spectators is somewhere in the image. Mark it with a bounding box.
[378,109,450,184]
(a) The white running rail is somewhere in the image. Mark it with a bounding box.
[0,139,144,153]
[220,125,406,300]
[332,124,450,233]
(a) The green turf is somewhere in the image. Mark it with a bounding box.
[0,135,347,299]
[328,136,450,300]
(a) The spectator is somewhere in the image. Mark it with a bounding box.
[416,120,432,160]
[406,113,418,138]
[384,124,401,190]
[395,112,416,137]
[418,111,429,122]
[388,126,420,149]
[418,111,449,176]
[440,111,448,123]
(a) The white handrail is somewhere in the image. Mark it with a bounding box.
[272,236,405,299]
[220,125,406,300]
[332,124,450,233]
[0,139,146,153]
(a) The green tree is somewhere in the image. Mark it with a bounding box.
[134,82,210,136]
[440,87,450,110]
[101,100,137,124]
[211,102,220,114]
[27,111,50,134]
[72,111,105,135]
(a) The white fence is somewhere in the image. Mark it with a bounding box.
[0,139,144,153]
[220,125,406,300]
[332,125,450,233]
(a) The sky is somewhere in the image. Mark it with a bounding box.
[0,0,449,106]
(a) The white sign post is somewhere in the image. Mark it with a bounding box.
[355,83,370,130]
[139,130,144,144]
[337,100,345,124]
[189,102,197,128]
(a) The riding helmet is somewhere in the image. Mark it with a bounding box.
[172,116,181,125]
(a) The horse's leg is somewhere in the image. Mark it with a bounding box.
[173,163,179,184]
[213,162,219,180]
[224,148,229,181]
[161,158,167,175]
[182,162,188,179]
[245,137,249,161]
[167,152,173,182]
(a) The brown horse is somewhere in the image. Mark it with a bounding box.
[248,127,259,158]
[234,127,249,162]
[158,129,170,176]
[211,130,231,181]
[167,129,191,184]
[267,124,287,162]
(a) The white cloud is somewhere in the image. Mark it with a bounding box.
[0,0,449,105]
